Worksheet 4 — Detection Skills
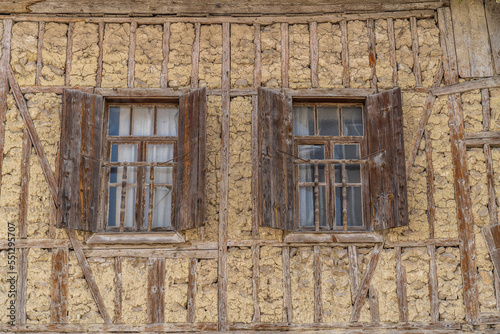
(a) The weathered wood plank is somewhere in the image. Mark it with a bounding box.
[465,130,500,147]
[0,19,13,199]
[347,245,359,303]
[313,245,322,323]
[427,245,439,322]
[0,323,220,332]
[385,238,459,248]
[85,248,217,259]
[50,247,68,323]
[114,257,122,323]
[128,21,137,88]
[367,18,377,90]
[281,23,289,88]
[396,247,408,322]
[19,130,31,239]
[251,95,260,238]
[432,76,500,96]
[251,244,261,322]
[96,21,104,88]
[35,21,44,86]
[369,285,380,322]
[350,243,383,322]
[147,257,165,324]
[450,0,493,78]
[161,22,170,88]
[253,24,261,88]
[187,258,197,323]
[486,0,500,75]
[191,22,201,89]
[15,248,28,325]
[309,22,318,88]
[410,16,422,86]
[64,22,73,86]
[7,65,58,204]
[65,229,112,323]
[340,20,349,88]
[438,7,459,86]
[387,18,398,87]
[425,130,436,239]
[282,246,292,323]
[284,232,383,244]
[218,21,230,331]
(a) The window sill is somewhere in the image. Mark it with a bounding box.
[283,231,382,244]
[86,232,185,244]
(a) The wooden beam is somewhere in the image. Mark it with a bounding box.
[410,16,422,87]
[0,239,71,249]
[147,257,165,324]
[191,22,201,89]
[7,65,58,204]
[161,22,170,88]
[114,257,122,323]
[218,21,230,332]
[369,285,380,322]
[35,21,44,86]
[347,245,359,303]
[309,22,318,88]
[64,22,73,87]
[19,130,31,239]
[340,20,349,88]
[432,76,500,96]
[0,19,13,199]
[251,244,260,322]
[84,248,218,258]
[187,258,197,323]
[0,323,219,332]
[313,245,322,323]
[486,0,500,75]
[367,19,377,90]
[385,238,459,248]
[281,23,289,88]
[437,7,459,86]
[425,130,436,239]
[282,246,292,323]
[65,229,112,324]
[387,18,398,87]
[96,21,104,88]
[350,243,383,322]
[50,247,68,323]
[253,24,261,88]
[465,131,500,147]
[15,248,28,325]
[127,21,137,88]
[427,245,439,322]
[395,247,408,322]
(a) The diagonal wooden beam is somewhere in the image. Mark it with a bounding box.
[350,242,383,322]
[66,229,112,323]
[7,64,58,203]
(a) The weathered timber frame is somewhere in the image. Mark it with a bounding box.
[2,2,500,332]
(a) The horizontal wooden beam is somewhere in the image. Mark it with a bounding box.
[85,249,218,258]
[385,238,459,248]
[0,239,71,249]
[465,131,500,147]
[86,232,185,244]
[431,76,500,96]
[0,323,218,332]
[284,232,383,243]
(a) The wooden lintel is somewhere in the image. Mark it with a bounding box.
[284,232,382,243]
[84,249,218,258]
[431,76,500,96]
[86,232,185,244]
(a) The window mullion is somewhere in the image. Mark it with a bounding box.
[148,166,155,231]
[314,163,319,231]
[119,166,128,232]
[342,163,347,231]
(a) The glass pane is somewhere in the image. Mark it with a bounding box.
[299,164,314,182]
[110,167,118,183]
[157,107,178,136]
[108,187,118,227]
[336,187,343,227]
[334,144,360,160]
[124,187,136,227]
[298,145,325,160]
[108,106,130,136]
[294,106,315,136]
[111,144,138,162]
[346,164,361,183]
[299,186,314,227]
[346,187,363,226]
[132,106,154,136]
[147,145,174,184]
[342,107,363,136]
[153,187,172,228]
[318,164,325,182]
[318,106,339,136]
[319,186,326,227]
[335,164,342,184]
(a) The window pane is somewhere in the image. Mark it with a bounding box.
[335,164,342,184]
[318,164,325,183]
[334,144,360,159]
[346,187,362,226]
[336,187,343,227]
[319,186,326,227]
[298,145,325,160]
[111,144,138,162]
[299,186,314,227]
[318,106,339,136]
[132,106,154,136]
[346,164,361,183]
[157,107,178,136]
[342,107,363,136]
[108,187,118,227]
[124,187,136,227]
[147,144,174,184]
[299,164,314,182]
[153,187,172,228]
[294,106,315,136]
[108,106,130,136]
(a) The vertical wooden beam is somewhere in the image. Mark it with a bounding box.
[147,257,165,324]
[282,246,292,323]
[367,19,377,90]
[96,21,104,88]
[387,18,398,87]
[281,23,289,88]
[348,245,359,303]
[19,129,31,239]
[35,22,44,86]
[427,245,439,322]
[369,285,380,322]
[114,257,122,323]
[66,229,112,323]
[49,145,59,240]
[50,247,68,323]
[309,22,318,88]
[65,22,73,87]
[191,22,201,89]
[0,19,13,198]
[251,244,261,322]
[15,248,28,325]
[253,24,261,88]
[425,130,436,239]
[218,21,230,332]
[481,89,497,226]
[395,246,408,322]
[187,258,197,323]
[127,21,137,89]
[313,246,322,323]
[340,20,349,88]
[161,22,170,88]
[438,8,459,86]
[410,17,422,87]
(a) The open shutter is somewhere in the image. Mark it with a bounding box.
[366,87,408,230]
[57,89,104,232]
[175,87,207,230]
[257,88,294,230]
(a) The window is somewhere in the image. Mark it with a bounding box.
[257,87,408,233]
[57,88,207,234]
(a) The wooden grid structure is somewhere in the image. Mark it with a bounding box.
[1,2,500,332]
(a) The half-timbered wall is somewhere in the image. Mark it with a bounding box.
[1,2,500,332]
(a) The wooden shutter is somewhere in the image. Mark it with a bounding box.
[57,89,104,232]
[175,87,207,230]
[366,87,408,230]
[257,88,294,230]
[483,225,500,281]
